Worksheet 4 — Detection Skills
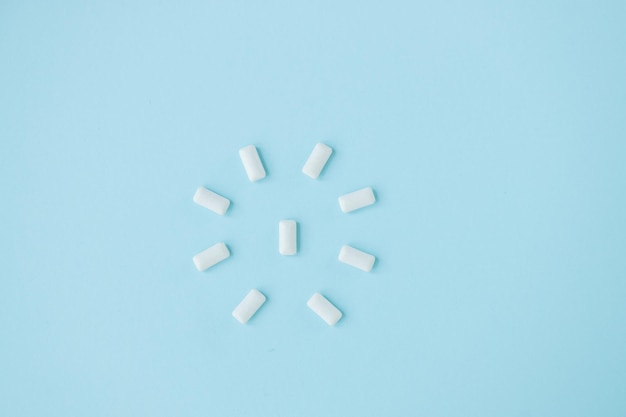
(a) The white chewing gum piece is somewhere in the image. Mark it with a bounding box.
[307,293,342,326]
[232,289,266,324]
[279,220,297,255]
[239,145,266,182]
[193,242,230,271]
[193,186,230,215]
[338,187,376,213]
[338,245,375,272]
[302,143,333,179]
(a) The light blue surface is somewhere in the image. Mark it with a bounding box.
[1,1,626,416]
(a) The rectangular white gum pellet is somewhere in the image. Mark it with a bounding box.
[193,186,230,215]
[192,242,230,271]
[338,245,375,272]
[307,293,342,326]
[302,143,333,179]
[239,145,266,182]
[232,289,266,324]
[279,220,297,255]
[338,187,375,213]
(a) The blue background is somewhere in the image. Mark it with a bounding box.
[1,1,625,416]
